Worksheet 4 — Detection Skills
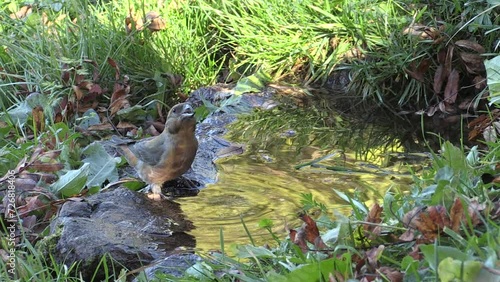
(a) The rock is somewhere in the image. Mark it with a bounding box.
[40,188,195,280]
[132,253,201,281]
[44,86,281,280]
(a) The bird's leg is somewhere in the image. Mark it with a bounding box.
[148,183,167,201]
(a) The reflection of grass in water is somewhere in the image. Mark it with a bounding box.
[226,103,403,163]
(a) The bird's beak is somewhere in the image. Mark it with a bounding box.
[182,104,195,118]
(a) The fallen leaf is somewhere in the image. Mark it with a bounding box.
[399,229,415,242]
[10,5,32,19]
[459,53,485,74]
[289,228,308,253]
[444,45,454,79]
[455,40,485,53]
[146,11,166,31]
[363,203,383,239]
[299,214,327,249]
[32,106,45,132]
[366,245,384,268]
[377,266,403,282]
[449,198,463,232]
[73,85,85,101]
[116,121,137,130]
[472,76,486,90]
[433,65,445,93]
[444,69,459,104]
[30,162,64,172]
[87,123,114,131]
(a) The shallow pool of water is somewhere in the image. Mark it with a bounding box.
[178,141,417,253]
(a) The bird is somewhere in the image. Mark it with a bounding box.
[110,102,198,200]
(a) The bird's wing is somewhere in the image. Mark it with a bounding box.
[128,134,169,166]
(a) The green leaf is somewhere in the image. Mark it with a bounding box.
[258,218,274,229]
[185,262,215,280]
[485,55,500,104]
[420,245,470,271]
[50,163,89,198]
[82,142,121,188]
[233,244,276,259]
[116,105,147,121]
[233,70,271,95]
[78,109,100,130]
[333,189,368,214]
[438,257,482,282]
[273,258,340,282]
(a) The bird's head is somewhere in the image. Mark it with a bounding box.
[165,103,196,134]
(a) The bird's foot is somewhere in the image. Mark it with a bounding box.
[147,184,170,201]
[147,193,168,201]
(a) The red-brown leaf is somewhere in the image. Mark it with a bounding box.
[460,53,485,74]
[444,69,459,104]
[455,40,485,53]
[449,198,463,232]
[433,65,445,93]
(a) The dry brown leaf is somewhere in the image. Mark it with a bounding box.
[289,228,308,253]
[460,53,485,74]
[472,76,487,90]
[299,214,327,249]
[363,204,383,239]
[427,205,450,230]
[455,40,486,53]
[399,229,415,242]
[116,121,137,130]
[366,245,385,268]
[458,98,473,110]
[109,88,130,116]
[146,11,166,31]
[467,199,486,226]
[10,5,32,19]
[89,84,103,95]
[72,85,85,101]
[107,57,121,81]
[450,198,464,232]
[444,45,454,78]
[125,9,144,33]
[32,106,45,132]
[30,162,64,173]
[87,123,114,131]
[433,65,445,93]
[444,69,459,104]
[377,267,404,282]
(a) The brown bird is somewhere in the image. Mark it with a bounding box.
[111,103,198,200]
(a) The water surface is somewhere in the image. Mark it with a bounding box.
[178,116,420,253]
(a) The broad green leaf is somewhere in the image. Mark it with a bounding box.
[185,262,215,280]
[82,142,120,188]
[438,257,482,282]
[50,163,89,197]
[273,258,338,282]
[116,105,147,121]
[333,189,368,214]
[122,180,145,191]
[420,245,470,271]
[233,70,271,95]
[233,244,276,259]
[78,109,100,130]
[485,55,500,104]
